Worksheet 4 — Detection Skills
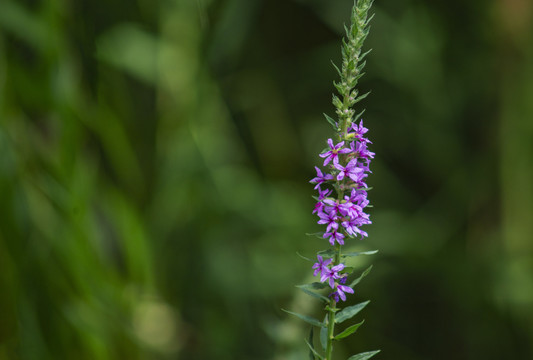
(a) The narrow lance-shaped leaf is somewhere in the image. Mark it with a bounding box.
[308,328,315,360]
[324,113,339,130]
[333,320,365,341]
[359,48,373,61]
[317,248,336,258]
[306,232,325,240]
[331,60,342,77]
[353,90,371,104]
[297,252,313,262]
[318,249,377,259]
[305,336,324,360]
[298,282,328,291]
[282,309,326,328]
[342,266,356,275]
[297,285,330,303]
[347,350,381,360]
[335,300,369,323]
[342,250,378,258]
[350,265,373,288]
[352,109,366,123]
[320,315,328,352]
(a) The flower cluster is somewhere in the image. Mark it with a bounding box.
[310,120,374,302]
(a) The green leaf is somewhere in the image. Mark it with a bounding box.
[306,232,325,240]
[305,232,324,239]
[298,282,328,291]
[297,252,313,262]
[331,60,342,77]
[323,113,339,130]
[356,60,367,74]
[333,320,364,341]
[349,265,373,288]
[352,109,366,123]
[305,338,325,360]
[353,90,371,104]
[282,309,325,328]
[342,266,355,274]
[320,315,328,352]
[347,350,381,360]
[365,13,376,26]
[357,186,373,191]
[342,250,378,258]
[335,300,369,323]
[308,328,315,360]
[297,285,330,303]
[359,48,373,61]
[317,248,336,258]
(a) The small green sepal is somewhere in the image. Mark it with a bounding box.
[325,305,339,313]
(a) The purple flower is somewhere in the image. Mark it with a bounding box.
[310,166,334,189]
[334,158,365,182]
[323,229,345,246]
[319,139,351,166]
[350,140,375,160]
[317,210,339,233]
[320,263,345,288]
[312,187,332,214]
[323,199,342,216]
[339,200,361,220]
[348,120,371,143]
[312,255,332,277]
[333,284,354,302]
[346,188,367,204]
[341,217,370,238]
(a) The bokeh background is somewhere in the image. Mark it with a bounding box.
[1,0,533,359]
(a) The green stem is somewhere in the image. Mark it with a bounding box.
[326,300,336,359]
[325,243,342,360]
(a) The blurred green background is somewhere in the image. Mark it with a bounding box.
[1,0,533,359]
